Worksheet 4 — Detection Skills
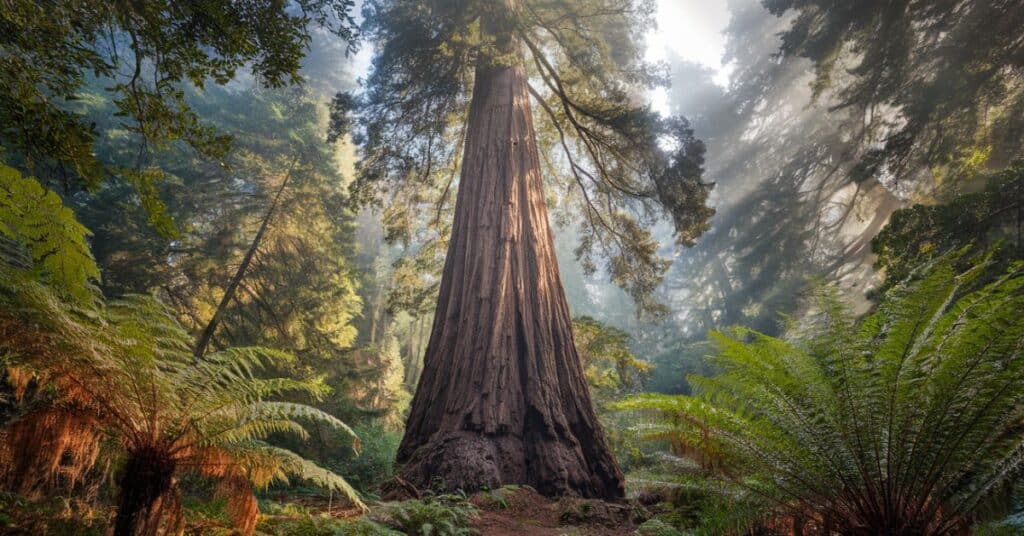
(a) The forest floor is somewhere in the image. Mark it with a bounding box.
[280,485,653,535]
[463,486,645,535]
[0,485,658,535]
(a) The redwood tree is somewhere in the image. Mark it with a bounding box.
[345,0,714,498]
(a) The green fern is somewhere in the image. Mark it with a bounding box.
[372,496,479,536]
[617,256,1024,534]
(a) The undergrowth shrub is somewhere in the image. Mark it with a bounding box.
[325,421,402,495]
[370,493,479,536]
[0,491,108,535]
[257,511,400,536]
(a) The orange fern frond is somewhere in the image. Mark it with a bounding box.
[217,476,259,536]
[0,408,101,495]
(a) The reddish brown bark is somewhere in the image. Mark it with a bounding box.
[395,33,624,498]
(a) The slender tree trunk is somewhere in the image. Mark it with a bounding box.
[408,315,429,388]
[193,159,296,359]
[369,279,386,345]
[113,447,176,536]
[403,315,422,389]
[396,9,623,498]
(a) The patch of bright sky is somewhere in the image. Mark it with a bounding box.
[645,0,733,115]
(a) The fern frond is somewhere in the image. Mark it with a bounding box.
[626,255,1024,533]
[219,442,366,511]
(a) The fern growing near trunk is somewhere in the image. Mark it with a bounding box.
[0,163,364,535]
[617,256,1024,535]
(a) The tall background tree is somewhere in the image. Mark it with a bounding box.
[0,0,356,229]
[562,0,1024,397]
[346,0,714,497]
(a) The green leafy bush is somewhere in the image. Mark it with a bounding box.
[325,422,402,495]
[371,494,478,536]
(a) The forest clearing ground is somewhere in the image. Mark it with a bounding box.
[274,485,649,535]
[465,486,643,535]
[0,484,656,534]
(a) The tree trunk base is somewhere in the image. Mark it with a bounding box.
[399,431,621,498]
[114,447,177,536]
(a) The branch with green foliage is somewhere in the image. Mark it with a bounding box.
[573,316,652,405]
[765,0,1024,184]
[0,0,357,234]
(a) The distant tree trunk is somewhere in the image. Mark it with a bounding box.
[396,4,623,498]
[407,314,429,388]
[193,160,295,359]
[403,315,423,389]
[369,279,386,345]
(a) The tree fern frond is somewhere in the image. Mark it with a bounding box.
[1,240,368,531]
[220,443,366,511]
[246,402,359,447]
[199,418,311,445]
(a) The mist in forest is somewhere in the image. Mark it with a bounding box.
[550,0,900,394]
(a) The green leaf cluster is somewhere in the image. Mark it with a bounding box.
[0,0,356,227]
[0,163,99,303]
[873,160,1024,293]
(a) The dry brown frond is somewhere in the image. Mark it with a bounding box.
[186,446,261,535]
[187,445,241,479]
[217,475,259,536]
[0,408,101,495]
[5,366,32,402]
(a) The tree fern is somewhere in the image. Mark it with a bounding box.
[618,256,1024,534]
[0,211,366,534]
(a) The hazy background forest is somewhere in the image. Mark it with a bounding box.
[2,0,1024,534]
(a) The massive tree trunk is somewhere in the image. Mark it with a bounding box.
[396,15,624,499]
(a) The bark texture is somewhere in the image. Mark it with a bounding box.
[113,447,176,536]
[396,52,624,498]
